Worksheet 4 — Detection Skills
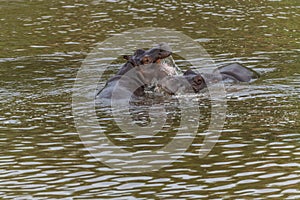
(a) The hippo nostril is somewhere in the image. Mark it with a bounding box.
[194,76,202,85]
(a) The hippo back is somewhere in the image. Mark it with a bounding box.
[214,63,260,82]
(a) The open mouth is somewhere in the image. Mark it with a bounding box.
[141,51,172,65]
[154,82,175,95]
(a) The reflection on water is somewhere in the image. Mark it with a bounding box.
[0,0,299,199]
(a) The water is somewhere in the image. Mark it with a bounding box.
[0,0,299,199]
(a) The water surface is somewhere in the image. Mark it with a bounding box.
[0,0,299,199]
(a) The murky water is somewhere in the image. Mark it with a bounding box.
[0,0,299,199]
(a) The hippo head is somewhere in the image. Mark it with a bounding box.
[123,43,172,67]
[157,69,206,95]
[121,43,177,85]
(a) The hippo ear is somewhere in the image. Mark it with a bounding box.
[184,69,198,76]
[123,55,131,60]
[134,49,145,56]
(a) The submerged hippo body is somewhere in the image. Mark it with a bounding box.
[215,63,259,82]
[158,63,259,95]
[96,43,176,100]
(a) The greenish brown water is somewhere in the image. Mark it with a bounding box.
[0,0,299,199]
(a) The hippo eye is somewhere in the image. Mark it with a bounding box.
[142,56,152,64]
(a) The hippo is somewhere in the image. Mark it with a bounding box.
[96,41,260,99]
[216,63,260,82]
[156,69,206,95]
[156,63,260,95]
[96,43,177,100]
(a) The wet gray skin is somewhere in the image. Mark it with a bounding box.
[158,63,260,95]
[215,63,260,82]
[96,43,177,99]
[157,69,206,95]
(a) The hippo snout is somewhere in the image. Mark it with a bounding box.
[157,72,206,95]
